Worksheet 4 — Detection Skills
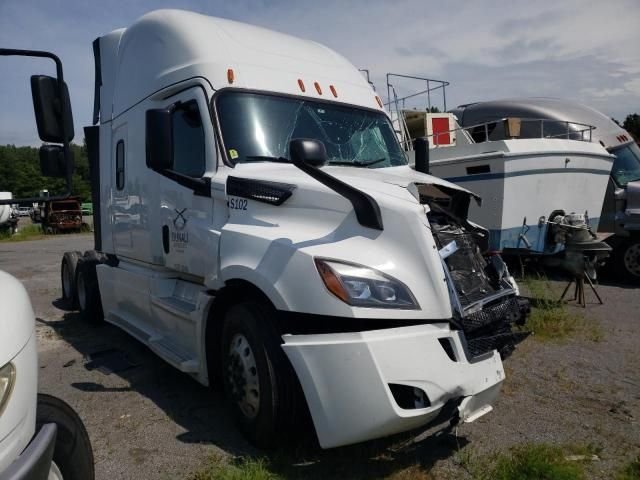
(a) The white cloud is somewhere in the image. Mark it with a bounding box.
[580,87,626,98]
[624,78,640,96]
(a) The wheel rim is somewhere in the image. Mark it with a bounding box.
[48,461,63,480]
[77,272,87,311]
[623,242,640,277]
[62,261,72,299]
[227,333,260,419]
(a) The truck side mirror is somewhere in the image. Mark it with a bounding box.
[30,75,74,143]
[39,145,73,177]
[414,137,430,174]
[289,138,327,167]
[146,108,173,171]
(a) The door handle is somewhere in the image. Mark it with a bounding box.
[162,225,170,253]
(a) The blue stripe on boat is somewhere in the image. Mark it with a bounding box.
[444,167,610,184]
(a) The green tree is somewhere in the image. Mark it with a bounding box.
[623,113,640,142]
[0,141,92,202]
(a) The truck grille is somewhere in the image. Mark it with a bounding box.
[462,297,530,358]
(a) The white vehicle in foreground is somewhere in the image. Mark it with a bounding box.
[54,10,529,449]
[0,271,94,480]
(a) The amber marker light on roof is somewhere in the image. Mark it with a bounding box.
[375,96,383,108]
[227,68,234,84]
[298,79,306,92]
[314,81,322,95]
[329,85,338,98]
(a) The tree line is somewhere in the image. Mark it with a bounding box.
[0,142,91,203]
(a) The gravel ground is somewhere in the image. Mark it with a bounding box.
[0,234,638,479]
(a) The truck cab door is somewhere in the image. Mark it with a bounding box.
[150,87,216,280]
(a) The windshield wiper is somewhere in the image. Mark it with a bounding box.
[244,155,290,163]
[328,158,386,168]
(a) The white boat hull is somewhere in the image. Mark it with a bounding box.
[426,139,614,254]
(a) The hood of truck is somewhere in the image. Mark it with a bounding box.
[218,163,480,320]
[0,271,35,365]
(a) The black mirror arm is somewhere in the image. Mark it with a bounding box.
[292,159,383,231]
[0,48,73,197]
[157,168,211,197]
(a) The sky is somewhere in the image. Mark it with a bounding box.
[1,0,639,145]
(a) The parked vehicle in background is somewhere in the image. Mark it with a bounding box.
[383,77,613,285]
[34,197,83,234]
[0,193,18,235]
[81,202,93,215]
[15,207,31,217]
[450,98,640,282]
[54,9,528,450]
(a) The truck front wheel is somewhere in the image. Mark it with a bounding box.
[221,302,298,448]
[36,394,94,480]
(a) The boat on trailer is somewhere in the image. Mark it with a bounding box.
[384,74,614,266]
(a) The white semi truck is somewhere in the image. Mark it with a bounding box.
[53,10,529,449]
[0,50,94,479]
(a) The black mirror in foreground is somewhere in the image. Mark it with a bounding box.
[0,48,75,204]
[289,138,327,167]
[288,138,383,230]
[414,137,430,174]
[39,145,73,178]
[31,75,74,144]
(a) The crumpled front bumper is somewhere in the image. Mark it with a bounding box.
[282,322,505,448]
[0,424,57,480]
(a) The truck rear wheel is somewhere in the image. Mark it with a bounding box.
[75,256,103,323]
[36,394,94,480]
[221,302,298,448]
[61,251,83,308]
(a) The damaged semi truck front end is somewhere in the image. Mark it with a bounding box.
[59,9,532,450]
[276,174,529,448]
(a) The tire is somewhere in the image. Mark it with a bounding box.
[61,251,83,308]
[221,302,299,448]
[35,394,94,480]
[75,256,104,323]
[614,238,640,283]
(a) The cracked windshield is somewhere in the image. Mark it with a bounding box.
[216,91,407,168]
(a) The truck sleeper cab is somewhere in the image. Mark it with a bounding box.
[62,9,528,449]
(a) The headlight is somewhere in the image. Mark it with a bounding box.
[315,258,419,309]
[0,362,15,415]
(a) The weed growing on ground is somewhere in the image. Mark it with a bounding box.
[188,454,281,480]
[455,443,588,480]
[0,224,45,242]
[521,277,603,342]
[616,456,640,480]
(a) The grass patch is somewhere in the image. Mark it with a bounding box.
[0,224,45,242]
[187,454,281,480]
[188,445,438,480]
[521,277,603,342]
[456,443,589,480]
[616,456,640,480]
